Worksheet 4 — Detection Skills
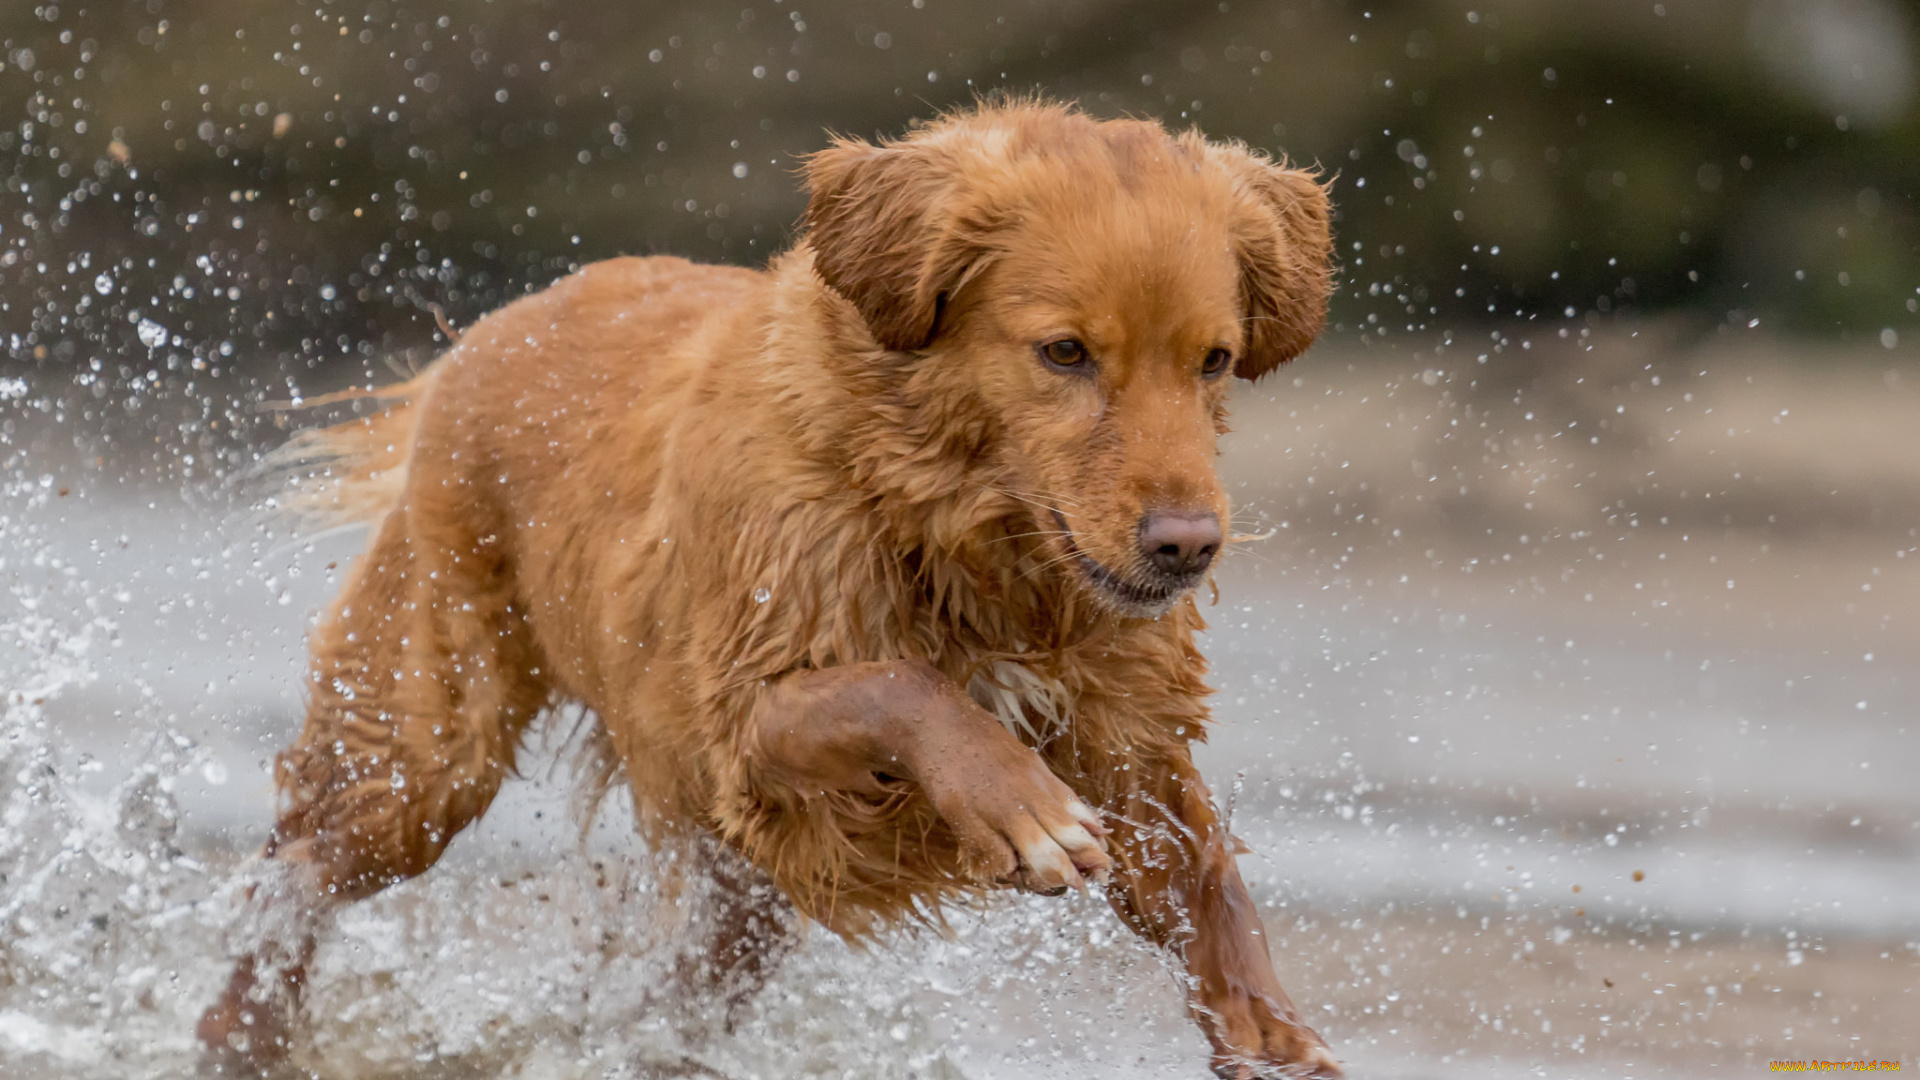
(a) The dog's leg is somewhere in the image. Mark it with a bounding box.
[1093,750,1341,1080]
[743,659,1111,892]
[198,505,547,1073]
[671,836,796,1029]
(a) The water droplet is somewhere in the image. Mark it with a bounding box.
[93,273,113,296]
[136,318,167,349]
[753,587,770,604]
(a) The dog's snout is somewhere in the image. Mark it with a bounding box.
[1139,511,1221,577]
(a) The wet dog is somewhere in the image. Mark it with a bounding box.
[200,99,1339,1078]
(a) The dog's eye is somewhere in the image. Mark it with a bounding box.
[1200,348,1233,378]
[1039,338,1090,370]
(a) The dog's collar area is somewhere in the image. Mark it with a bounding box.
[1049,510,1194,613]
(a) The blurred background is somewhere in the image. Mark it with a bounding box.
[1,2,1916,1078]
[3,0,1918,396]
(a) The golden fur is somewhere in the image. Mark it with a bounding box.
[202,100,1340,1078]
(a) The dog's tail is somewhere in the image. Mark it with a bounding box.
[251,371,433,536]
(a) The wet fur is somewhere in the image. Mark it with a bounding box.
[216,100,1339,1075]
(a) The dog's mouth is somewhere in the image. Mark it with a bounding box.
[1049,510,1192,615]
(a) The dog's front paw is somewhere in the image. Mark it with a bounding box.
[920,744,1110,893]
[1205,989,1342,1079]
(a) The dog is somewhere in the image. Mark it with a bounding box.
[199,99,1339,1078]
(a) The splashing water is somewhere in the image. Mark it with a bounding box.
[0,421,1202,1080]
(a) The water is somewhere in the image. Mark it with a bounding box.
[3,327,1915,1077]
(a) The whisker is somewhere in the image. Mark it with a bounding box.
[987,530,1072,546]
[1002,484,1085,507]
[1027,548,1091,576]
[1225,509,1280,544]
[986,484,1085,511]
[996,493,1058,514]
[1224,543,1277,570]
[1015,548,1086,583]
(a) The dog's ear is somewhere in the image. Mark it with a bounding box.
[803,137,973,352]
[1213,149,1335,380]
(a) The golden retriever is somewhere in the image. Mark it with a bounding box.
[199,99,1338,1078]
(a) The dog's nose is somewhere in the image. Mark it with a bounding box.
[1139,511,1222,577]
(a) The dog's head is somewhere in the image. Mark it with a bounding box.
[804,102,1333,618]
